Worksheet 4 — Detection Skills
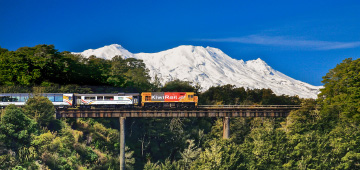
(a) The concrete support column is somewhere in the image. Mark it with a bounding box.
[223,117,230,139]
[120,117,125,170]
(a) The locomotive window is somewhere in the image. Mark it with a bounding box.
[145,96,151,101]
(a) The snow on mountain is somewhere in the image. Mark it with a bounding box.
[74,44,322,98]
[79,44,134,60]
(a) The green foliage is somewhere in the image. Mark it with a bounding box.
[24,96,55,127]
[284,99,319,134]
[0,152,16,169]
[12,166,26,170]
[191,139,244,170]
[107,56,152,91]
[28,120,134,170]
[126,117,212,169]
[0,45,152,90]
[240,118,290,169]
[319,58,360,124]
[0,46,8,54]
[328,123,360,169]
[162,80,198,93]
[199,84,301,105]
[0,105,37,150]
[178,139,201,169]
[0,45,65,85]
[127,118,187,169]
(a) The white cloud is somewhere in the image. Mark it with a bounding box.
[199,35,360,50]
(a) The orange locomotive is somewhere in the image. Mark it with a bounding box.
[141,92,198,108]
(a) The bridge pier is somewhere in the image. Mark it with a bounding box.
[119,117,125,170]
[223,117,230,139]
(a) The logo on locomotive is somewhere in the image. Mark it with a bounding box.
[150,92,186,101]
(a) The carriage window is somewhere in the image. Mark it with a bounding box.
[104,96,114,100]
[97,96,104,100]
[118,97,124,100]
[85,97,95,100]
[11,95,20,102]
[55,95,63,102]
[145,96,151,101]
[0,96,11,102]
[47,95,55,102]
[19,95,28,102]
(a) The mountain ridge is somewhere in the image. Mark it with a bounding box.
[74,44,322,98]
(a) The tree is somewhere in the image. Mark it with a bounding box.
[85,55,111,85]
[319,58,360,124]
[191,139,244,170]
[240,118,290,169]
[178,139,201,169]
[24,96,55,127]
[107,56,152,91]
[0,105,37,150]
[199,85,246,105]
[0,46,8,54]
[162,80,197,93]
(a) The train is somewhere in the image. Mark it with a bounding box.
[0,92,198,109]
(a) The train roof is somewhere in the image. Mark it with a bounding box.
[0,93,139,96]
[0,93,69,96]
[74,93,139,97]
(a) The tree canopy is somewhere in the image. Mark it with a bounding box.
[0,45,152,91]
[319,58,360,124]
[24,96,56,127]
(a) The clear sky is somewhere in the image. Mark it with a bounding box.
[1,0,359,86]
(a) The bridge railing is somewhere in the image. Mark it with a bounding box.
[198,105,301,109]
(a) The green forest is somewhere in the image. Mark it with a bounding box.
[0,45,359,169]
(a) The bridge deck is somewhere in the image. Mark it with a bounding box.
[56,105,300,118]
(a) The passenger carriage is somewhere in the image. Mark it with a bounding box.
[0,93,73,108]
[74,93,139,109]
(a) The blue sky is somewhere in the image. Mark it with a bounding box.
[1,0,359,86]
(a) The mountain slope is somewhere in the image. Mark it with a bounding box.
[74,44,322,98]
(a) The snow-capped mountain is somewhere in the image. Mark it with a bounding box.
[74,44,322,98]
[79,44,134,60]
